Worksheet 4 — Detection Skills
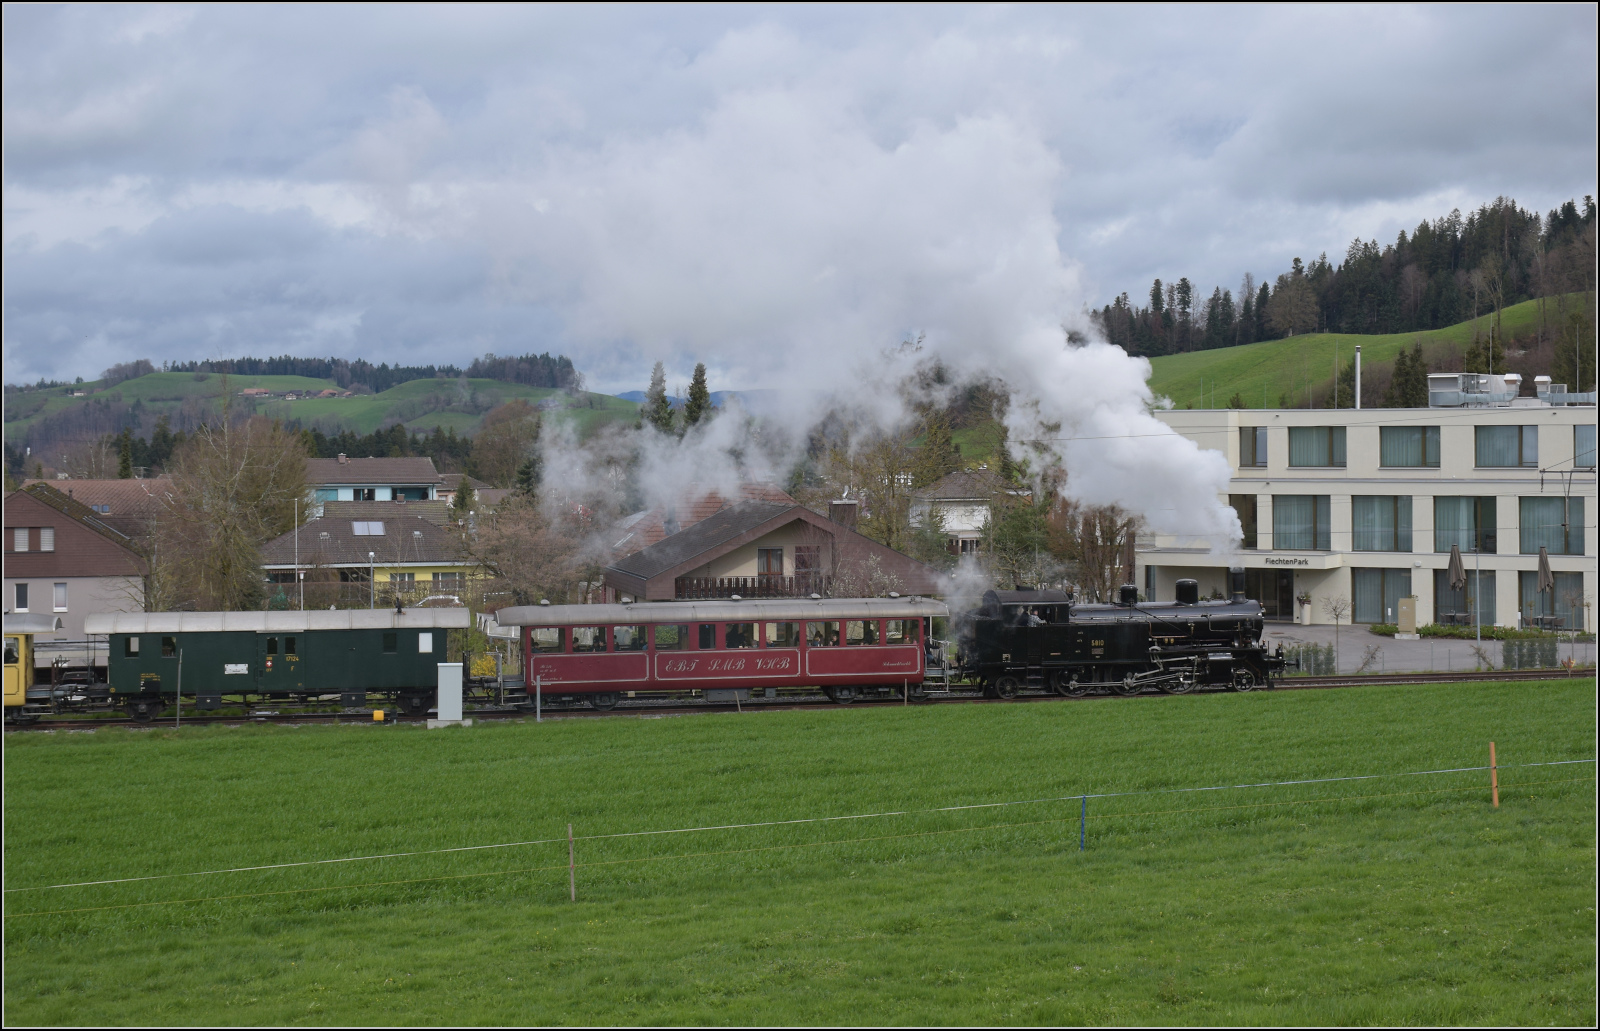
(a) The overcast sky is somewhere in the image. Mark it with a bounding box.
[4,3,1595,392]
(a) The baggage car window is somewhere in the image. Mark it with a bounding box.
[807,621,840,647]
[285,636,297,655]
[613,625,647,651]
[162,636,177,658]
[653,624,688,650]
[382,632,398,654]
[845,620,877,645]
[416,633,431,654]
[764,621,800,647]
[723,623,756,648]
[265,637,278,655]
[529,627,564,653]
[572,626,606,652]
[125,636,139,657]
[697,624,716,649]
[884,619,918,644]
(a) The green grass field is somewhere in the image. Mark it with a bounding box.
[1145,294,1582,410]
[4,679,1592,1025]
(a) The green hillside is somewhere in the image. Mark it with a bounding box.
[1145,295,1576,409]
[5,373,640,445]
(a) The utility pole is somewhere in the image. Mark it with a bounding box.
[369,551,376,609]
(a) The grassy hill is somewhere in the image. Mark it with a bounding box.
[1145,294,1581,409]
[4,372,641,446]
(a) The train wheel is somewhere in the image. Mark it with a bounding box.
[825,686,856,704]
[993,676,1021,700]
[1111,674,1142,697]
[129,700,159,723]
[1052,671,1089,698]
[591,692,620,711]
[1231,670,1261,692]
[1163,676,1195,695]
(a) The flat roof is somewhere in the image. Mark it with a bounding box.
[495,596,949,626]
[84,609,473,634]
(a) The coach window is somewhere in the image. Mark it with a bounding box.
[697,623,717,649]
[844,620,878,645]
[125,636,139,657]
[613,625,647,651]
[529,627,564,653]
[724,623,756,648]
[382,632,398,654]
[653,625,687,651]
[884,619,919,644]
[807,621,840,647]
[265,637,278,655]
[162,636,178,658]
[763,622,800,647]
[572,627,606,652]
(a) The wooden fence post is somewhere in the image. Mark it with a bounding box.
[568,823,576,901]
[1489,742,1499,808]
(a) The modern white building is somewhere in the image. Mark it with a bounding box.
[1136,382,1596,630]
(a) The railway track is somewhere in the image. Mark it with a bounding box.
[7,667,1589,731]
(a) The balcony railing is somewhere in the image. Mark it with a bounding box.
[675,574,832,600]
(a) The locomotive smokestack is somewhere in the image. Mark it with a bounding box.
[1119,584,1138,607]
[1229,566,1246,604]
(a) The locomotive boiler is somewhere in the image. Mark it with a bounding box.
[956,572,1286,697]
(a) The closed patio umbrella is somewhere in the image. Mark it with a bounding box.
[1537,545,1554,594]
[1447,544,1467,589]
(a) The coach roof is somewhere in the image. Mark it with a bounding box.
[84,609,472,635]
[494,596,948,626]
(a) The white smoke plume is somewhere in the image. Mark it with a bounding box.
[407,34,1241,547]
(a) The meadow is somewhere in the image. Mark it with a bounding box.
[4,679,1594,1025]
[1144,294,1582,410]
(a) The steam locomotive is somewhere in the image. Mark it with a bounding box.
[955,571,1287,697]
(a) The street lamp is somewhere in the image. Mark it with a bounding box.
[369,551,375,609]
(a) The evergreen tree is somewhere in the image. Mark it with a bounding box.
[514,416,544,501]
[1552,309,1597,392]
[1255,281,1271,341]
[117,429,133,479]
[683,362,711,428]
[1383,341,1430,407]
[913,411,961,487]
[452,478,477,520]
[643,361,674,433]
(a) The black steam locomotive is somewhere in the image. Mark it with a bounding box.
[955,572,1287,698]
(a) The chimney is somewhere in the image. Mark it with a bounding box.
[829,500,859,529]
[337,453,348,464]
[1354,345,1361,409]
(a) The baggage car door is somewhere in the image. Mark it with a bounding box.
[256,633,305,694]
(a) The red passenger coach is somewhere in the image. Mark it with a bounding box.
[494,597,949,706]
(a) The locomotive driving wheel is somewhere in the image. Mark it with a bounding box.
[1230,669,1261,692]
[1111,674,1142,697]
[1051,671,1090,698]
[993,675,1021,700]
[590,692,620,711]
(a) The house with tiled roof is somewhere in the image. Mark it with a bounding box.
[307,455,443,512]
[259,511,479,603]
[4,483,148,650]
[21,477,174,539]
[608,482,801,557]
[602,498,944,601]
[908,469,1031,555]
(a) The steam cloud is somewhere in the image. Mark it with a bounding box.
[451,64,1242,546]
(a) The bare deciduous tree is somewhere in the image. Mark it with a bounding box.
[1320,594,1352,671]
[462,497,582,606]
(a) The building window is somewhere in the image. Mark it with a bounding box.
[1379,426,1440,468]
[315,488,339,502]
[434,571,463,584]
[1520,497,1585,555]
[1434,569,1494,627]
[352,521,385,536]
[1519,571,1586,630]
[53,583,67,612]
[1288,427,1346,467]
[1576,425,1597,470]
[1239,427,1267,468]
[390,572,416,582]
[1352,496,1412,552]
[12,528,27,553]
[1272,495,1331,551]
[39,528,54,552]
[1434,497,1497,554]
[1244,570,1296,620]
[1475,425,1537,467]
[1353,568,1411,624]
[1229,495,1258,549]
[14,583,28,612]
[355,488,377,502]
[757,547,784,576]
